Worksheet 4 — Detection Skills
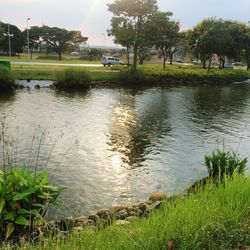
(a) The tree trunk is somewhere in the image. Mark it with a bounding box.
[133,42,138,70]
[169,53,174,65]
[202,60,206,69]
[207,56,212,71]
[139,55,144,65]
[163,56,166,70]
[246,50,250,71]
[126,46,130,65]
[58,51,62,61]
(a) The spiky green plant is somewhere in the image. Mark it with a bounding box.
[204,150,247,181]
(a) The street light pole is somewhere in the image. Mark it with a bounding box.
[27,18,30,60]
[7,23,11,57]
[102,33,106,48]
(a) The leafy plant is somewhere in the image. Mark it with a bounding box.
[0,167,63,240]
[0,67,16,91]
[204,150,247,181]
[54,69,91,90]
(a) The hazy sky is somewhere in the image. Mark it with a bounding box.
[0,0,250,46]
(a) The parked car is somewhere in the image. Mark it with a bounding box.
[224,63,233,69]
[192,60,201,65]
[70,52,79,56]
[175,59,184,63]
[102,56,124,66]
[232,62,245,66]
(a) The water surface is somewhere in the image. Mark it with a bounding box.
[0,81,250,219]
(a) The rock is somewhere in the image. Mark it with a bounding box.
[127,207,137,213]
[139,203,149,212]
[112,205,128,213]
[34,84,41,89]
[148,201,162,211]
[82,219,95,228]
[97,208,112,220]
[116,209,128,220]
[88,214,100,223]
[59,217,76,231]
[76,216,88,223]
[149,192,167,202]
[127,211,137,217]
[115,220,131,226]
[125,216,138,222]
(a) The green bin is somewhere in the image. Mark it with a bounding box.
[0,60,11,69]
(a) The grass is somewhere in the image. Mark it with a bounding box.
[0,67,16,91]
[1,174,249,250]
[54,69,92,90]
[11,63,250,84]
[0,53,100,64]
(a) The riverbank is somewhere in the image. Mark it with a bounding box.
[2,175,249,250]
[12,64,250,86]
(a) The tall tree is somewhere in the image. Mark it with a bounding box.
[146,11,180,69]
[108,0,158,70]
[22,26,41,59]
[107,17,135,65]
[40,26,88,60]
[242,26,250,70]
[0,22,24,55]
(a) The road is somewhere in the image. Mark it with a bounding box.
[11,61,103,67]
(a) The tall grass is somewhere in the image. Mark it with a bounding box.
[54,69,91,90]
[5,175,249,250]
[0,67,16,91]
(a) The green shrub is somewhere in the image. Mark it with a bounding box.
[0,167,63,240]
[54,69,91,90]
[204,150,247,181]
[0,67,16,91]
[119,68,147,84]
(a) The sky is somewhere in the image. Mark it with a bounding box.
[0,0,250,46]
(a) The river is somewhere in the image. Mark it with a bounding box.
[0,81,250,219]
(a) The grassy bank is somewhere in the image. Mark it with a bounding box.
[12,64,250,84]
[2,175,249,250]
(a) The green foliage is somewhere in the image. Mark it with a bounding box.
[54,69,91,90]
[39,26,88,60]
[0,167,62,240]
[6,175,250,249]
[108,0,158,69]
[0,22,24,55]
[0,67,16,91]
[205,150,247,181]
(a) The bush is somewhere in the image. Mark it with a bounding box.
[204,150,247,181]
[119,68,147,84]
[0,67,16,91]
[0,167,63,240]
[54,69,92,90]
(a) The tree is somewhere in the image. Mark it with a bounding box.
[0,23,4,43]
[22,26,42,59]
[107,17,135,65]
[146,11,180,69]
[40,26,88,60]
[242,26,250,70]
[187,18,248,69]
[0,22,24,56]
[108,0,158,70]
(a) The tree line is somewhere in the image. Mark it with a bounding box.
[1,0,249,69]
[107,0,250,70]
[0,22,87,60]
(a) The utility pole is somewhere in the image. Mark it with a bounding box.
[27,18,30,60]
[7,23,11,57]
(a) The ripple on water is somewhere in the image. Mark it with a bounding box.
[0,82,250,218]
